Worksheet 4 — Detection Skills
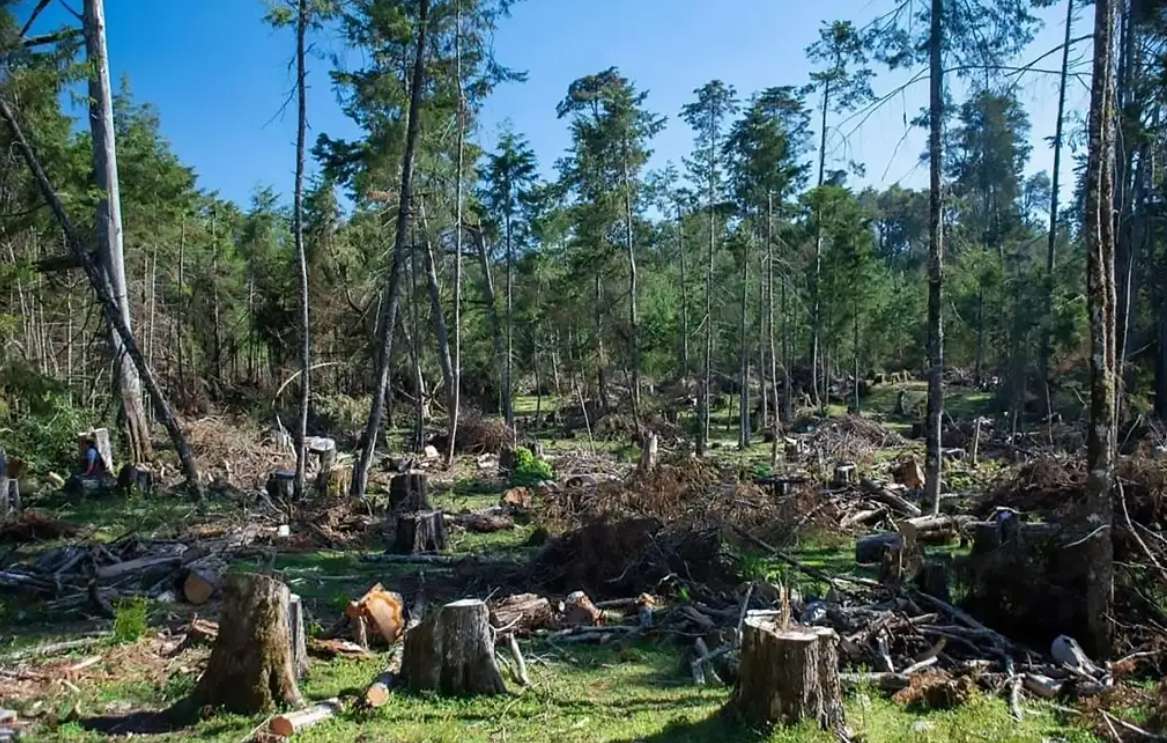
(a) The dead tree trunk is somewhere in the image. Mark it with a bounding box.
[924,0,946,517]
[351,0,430,500]
[402,598,506,695]
[734,620,844,730]
[84,0,151,465]
[190,573,302,713]
[291,0,311,500]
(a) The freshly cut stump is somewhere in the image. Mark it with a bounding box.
[402,598,505,695]
[190,573,303,713]
[396,510,447,554]
[733,619,844,730]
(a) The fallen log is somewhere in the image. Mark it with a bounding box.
[860,478,922,517]
[269,698,342,737]
[363,672,396,708]
[489,593,553,635]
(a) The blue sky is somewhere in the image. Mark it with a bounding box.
[15,0,1090,209]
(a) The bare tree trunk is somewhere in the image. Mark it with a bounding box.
[924,0,946,517]
[594,272,609,413]
[0,97,201,494]
[811,78,830,409]
[292,0,311,499]
[677,203,689,373]
[84,0,152,465]
[418,202,454,409]
[408,233,424,452]
[504,213,514,430]
[1040,0,1074,438]
[447,0,464,466]
[473,228,507,418]
[1082,0,1117,659]
[700,187,714,456]
[767,193,782,430]
[739,226,750,450]
[623,153,642,434]
[351,0,430,499]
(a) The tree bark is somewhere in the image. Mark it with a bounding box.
[0,98,201,495]
[448,0,464,466]
[472,227,507,418]
[1082,0,1117,659]
[352,0,430,499]
[84,0,151,465]
[811,77,831,409]
[418,202,454,417]
[402,599,506,695]
[623,152,642,435]
[739,226,750,450]
[924,0,945,517]
[677,202,690,373]
[734,621,844,730]
[292,0,311,500]
[190,573,303,713]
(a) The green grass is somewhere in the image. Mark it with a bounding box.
[37,639,1095,742]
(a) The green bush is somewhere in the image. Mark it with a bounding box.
[0,362,93,474]
[511,446,553,486]
[112,596,149,643]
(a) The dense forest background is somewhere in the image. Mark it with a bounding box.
[1,0,1164,480]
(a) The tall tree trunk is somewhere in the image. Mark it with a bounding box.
[853,308,860,413]
[623,153,642,434]
[678,203,689,373]
[292,0,311,499]
[594,272,609,412]
[418,202,454,407]
[351,0,430,499]
[700,183,715,456]
[924,0,945,516]
[811,78,830,409]
[473,228,506,417]
[758,232,767,434]
[739,228,750,450]
[0,97,201,494]
[766,193,782,429]
[408,237,424,452]
[504,212,514,430]
[1082,0,1117,660]
[84,0,152,465]
[447,0,464,466]
[1040,0,1074,435]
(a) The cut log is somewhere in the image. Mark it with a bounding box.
[899,515,969,544]
[182,565,222,605]
[363,672,396,708]
[395,510,447,554]
[840,505,887,529]
[562,590,602,627]
[860,478,922,517]
[733,619,844,730]
[489,593,553,635]
[893,458,925,489]
[389,472,429,512]
[345,583,406,646]
[500,487,531,510]
[288,593,309,679]
[452,509,514,533]
[95,554,183,580]
[189,573,302,713]
[402,598,506,695]
[269,698,341,737]
[832,463,857,488]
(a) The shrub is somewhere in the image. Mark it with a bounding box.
[511,446,553,486]
[112,597,149,643]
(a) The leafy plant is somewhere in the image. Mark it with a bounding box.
[511,446,553,486]
[112,597,149,643]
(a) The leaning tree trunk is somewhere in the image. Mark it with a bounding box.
[291,0,311,499]
[924,0,945,517]
[84,0,151,465]
[0,100,201,495]
[352,0,430,499]
[402,598,506,695]
[190,573,303,713]
[1082,0,1117,660]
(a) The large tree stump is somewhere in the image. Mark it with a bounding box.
[307,437,336,495]
[733,620,844,730]
[267,470,295,502]
[395,510,447,554]
[190,573,303,713]
[402,598,506,695]
[389,472,429,512]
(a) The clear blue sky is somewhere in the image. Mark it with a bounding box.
[16,0,1088,209]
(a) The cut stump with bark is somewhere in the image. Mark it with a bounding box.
[402,598,506,695]
[389,472,430,512]
[182,565,222,605]
[395,510,447,554]
[733,619,844,730]
[189,573,303,713]
[832,463,857,488]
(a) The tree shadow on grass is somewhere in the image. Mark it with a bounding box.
[614,705,770,743]
[80,708,191,736]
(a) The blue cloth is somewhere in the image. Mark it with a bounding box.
[86,447,98,465]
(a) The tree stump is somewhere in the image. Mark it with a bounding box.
[307,437,336,495]
[190,573,302,713]
[117,463,154,495]
[402,598,506,695]
[733,619,844,730]
[389,472,429,512]
[288,593,309,680]
[637,433,659,474]
[832,463,857,488]
[855,533,901,564]
[395,510,447,554]
[267,470,295,502]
